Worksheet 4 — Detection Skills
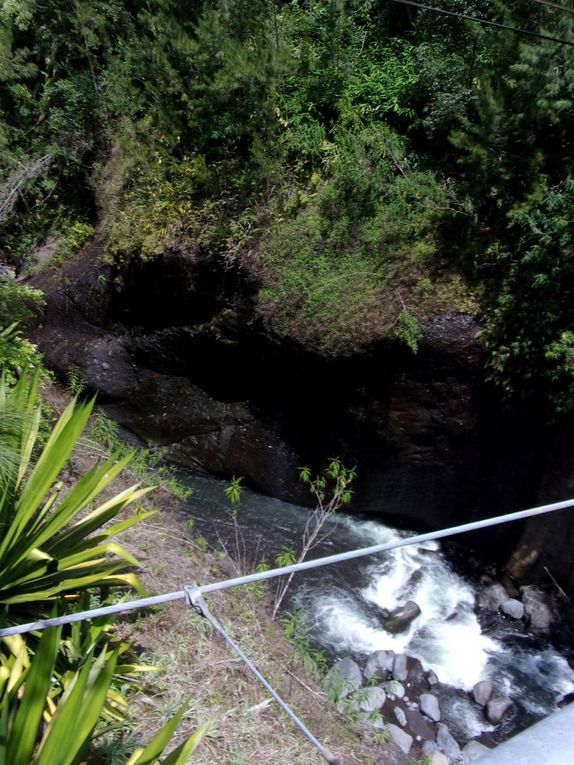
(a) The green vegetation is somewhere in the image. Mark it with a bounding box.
[0,373,205,762]
[254,127,448,353]
[372,729,392,745]
[51,220,95,265]
[224,474,243,507]
[273,458,355,617]
[1,0,574,412]
[1,624,206,765]
[0,278,46,382]
[0,373,151,608]
[281,609,328,678]
[90,411,193,502]
[0,279,45,328]
[0,323,44,384]
[484,181,574,416]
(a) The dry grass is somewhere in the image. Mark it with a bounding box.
[115,511,383,765]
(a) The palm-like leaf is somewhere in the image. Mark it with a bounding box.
[0,627,206,765]
[0,375,206,762]
[0,373,154,609]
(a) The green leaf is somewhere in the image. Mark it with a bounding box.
[159,724,210,765]
[38,647,119,764]
[7,626,61,765]
[126,700,191,765]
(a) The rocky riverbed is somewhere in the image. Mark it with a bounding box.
[321,579,571,763]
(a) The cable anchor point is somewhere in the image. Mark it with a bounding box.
[184,582,208,618]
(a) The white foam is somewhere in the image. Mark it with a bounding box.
[300,516,504,690]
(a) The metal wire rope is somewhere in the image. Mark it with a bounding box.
[532,0,574,16]
[185,585,341,765]
[389,0,574,46]
[2,497,574,764]
[2,495,574,639]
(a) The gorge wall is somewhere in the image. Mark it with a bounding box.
[28,239,574,593]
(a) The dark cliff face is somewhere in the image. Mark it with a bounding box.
[28,241,574,589]
[505,428,574,598]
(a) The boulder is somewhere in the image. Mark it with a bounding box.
[437,723,462,762]
[350,686,386,712]
[557,691,574,707]
[393,707,407,727]
[423,741,439,756]
[462,740,492,763]
[426,670,439,687]
[387,681,405,700]
[384,601,422,634]
[478,584,508,611]
[472,681,493,707]
[392,654,409,682]
[364,649,396,681]
[520,586,557,634]
[486,696,513,725]
[499,598,525,620]
[404,655,427,693]
[324,658,362,699]
[405,708,436,740]
[420,693,441,722]
[429,753,450,765]
[386,724,413,754]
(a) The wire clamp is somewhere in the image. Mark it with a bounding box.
[184,583,209,618]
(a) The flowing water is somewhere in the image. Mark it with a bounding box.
[182,473,574,742]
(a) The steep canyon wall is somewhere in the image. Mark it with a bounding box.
[28,240,574,593]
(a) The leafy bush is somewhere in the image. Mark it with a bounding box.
[281,610,327,678]
[0,280,46,382]
[104,154,214,263]
[253,126,448,354]
[51,220,94,264]
[484,181,574,414]
[0,278,45,328]
[340,39,422,125]
[0,324,45,385]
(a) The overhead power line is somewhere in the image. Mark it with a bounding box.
[532,0,574,16]
[389,0,574,47]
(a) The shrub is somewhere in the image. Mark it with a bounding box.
[252,126,448,355]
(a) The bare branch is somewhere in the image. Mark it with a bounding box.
[0,154,53,224]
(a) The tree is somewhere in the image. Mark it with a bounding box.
[484,181,574,414]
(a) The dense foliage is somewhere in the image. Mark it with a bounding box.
[1,0,574,412]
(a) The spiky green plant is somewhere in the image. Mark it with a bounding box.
[0,626,207,765]
[0,372,155,609]
[0,374,208,762]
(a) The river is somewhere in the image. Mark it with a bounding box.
[181,472,574,744]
